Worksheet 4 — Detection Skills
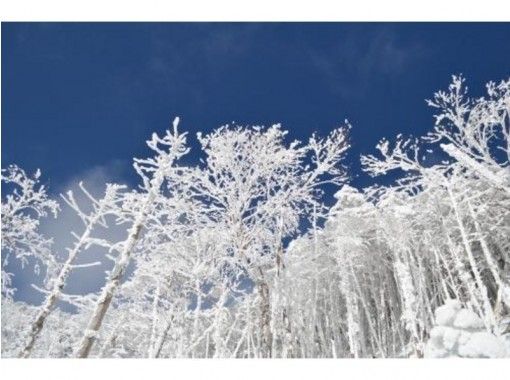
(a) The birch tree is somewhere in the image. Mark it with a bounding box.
[18,183,125,357]
[74,117,190,357]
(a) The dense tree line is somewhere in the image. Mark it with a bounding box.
[2,76,509,358]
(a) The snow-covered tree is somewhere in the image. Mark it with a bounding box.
[74,117,191,357]
[18,182,126,357]
[3,75,509,359]
[1,165,59,299]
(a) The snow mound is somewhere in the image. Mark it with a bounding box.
[424,300,508,358]
[434,299,461,326]
[453,309,485,330]
[458,332,507,358]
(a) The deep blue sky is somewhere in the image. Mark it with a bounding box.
[3,23,510,193]
[2,22,510,306]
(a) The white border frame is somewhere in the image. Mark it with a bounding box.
[1,0,510,21]
[1,0,510,379]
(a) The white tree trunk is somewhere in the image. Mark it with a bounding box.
[147,284,161,358]
[19,222,96,358]
[446,184,497,331]
[467,200,510,310]
[74,188,159,358]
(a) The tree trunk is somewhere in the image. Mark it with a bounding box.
[19,223,95,358]
[446,184,497,331]
[257,280,272,358]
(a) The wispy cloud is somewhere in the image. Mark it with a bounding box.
[143,24,262,102]
[308,27,426,98]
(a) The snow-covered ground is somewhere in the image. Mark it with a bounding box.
[425,300,508,358]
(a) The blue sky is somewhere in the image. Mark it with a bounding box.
[3,23,510,192]
[2,23,510,306]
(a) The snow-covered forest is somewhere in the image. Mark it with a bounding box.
[2,75,510,358]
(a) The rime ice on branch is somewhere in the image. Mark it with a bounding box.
[3,75,510,358]
[74,117,190,358]
[18,183,126,358]
[1,165,59,299]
